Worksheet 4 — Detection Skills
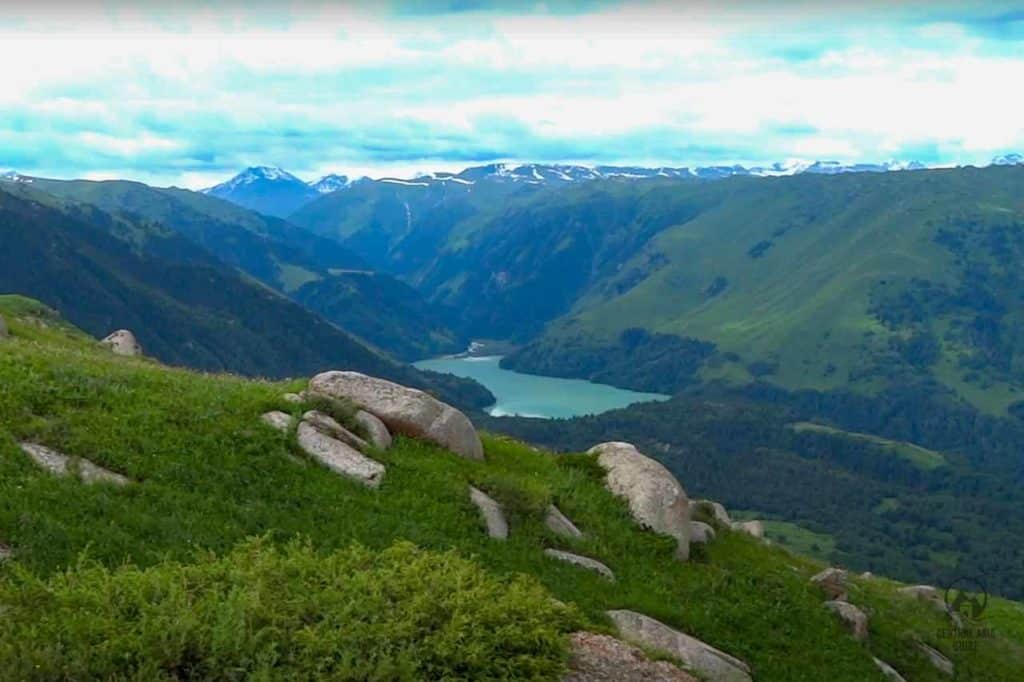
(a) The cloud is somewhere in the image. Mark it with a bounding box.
[0,0,1022,187]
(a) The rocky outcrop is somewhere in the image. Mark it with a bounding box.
[588,442,690,561]
[302,410,369,451]
[295,421,385,488]
[607,610,752,682]
[18,442,130,486]
[811,567,849,601]
[309,371,482,460]
[823,600,869,641]
[916,640,954,676]
[564,632,697,682]
[690,499,731,526]
[897,585,962,626]
[730,520,764,539]
[261,411,295,433]
[544,549,615,580]
[872,657,907,682]
[690,521,716,544]
[545,504,583,538]
[101,329,142,357]
[354,409,392,449]
[469,486,508,539]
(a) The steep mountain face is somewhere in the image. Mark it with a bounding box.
[203,166,318,218]
[0,182,490,407]
[26,177,462,360]
[293,271,462,361]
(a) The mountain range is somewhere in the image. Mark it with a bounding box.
[198,155,1022,219]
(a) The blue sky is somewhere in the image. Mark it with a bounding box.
[2,0,1023,188]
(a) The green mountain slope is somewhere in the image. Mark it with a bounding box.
[28,177,462,359]
[0,183,489,407]
[1,299,1021,680]
[400,167,1024,413]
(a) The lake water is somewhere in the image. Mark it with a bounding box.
[413,355,669,419]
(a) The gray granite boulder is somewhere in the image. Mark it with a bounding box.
[823,600,869,641]
[564,632,697,682]
[303,410,369,451]
[588,442,690,560]
[872,657,907,681]
[18,442,130,486]
[261,411,295,433]
[607,610,752,682]
[469,486,508,539]
[309,371,482,459]
[730,520,764,539]
[101,329,142,357]
[546,504,583,538]
[355,409,392,449]
[690,521,716,544]
[295,422,385,488]
[544,549,615,580]
[811,567,849,601]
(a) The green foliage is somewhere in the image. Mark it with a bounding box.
[0,538,580,680]
[1,301,1023,680]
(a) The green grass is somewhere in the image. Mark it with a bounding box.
[789,421,947,470]
[1,299,1022,680]
[763,521,837,563]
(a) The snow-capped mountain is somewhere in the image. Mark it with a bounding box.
[202,166,318,218]
[310,174,353,194]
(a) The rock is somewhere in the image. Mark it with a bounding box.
[261,411,294,433]
[0,313,7,338]
[872,657,907,682]
[302,410,369,451]
[607,610,752,682]
[588,442,690,561]
[308,371,482,460]
[690,499,731,526]
[295,422,385,488]
[811,567,849,601]
[469,486,508,539]
[897,584,962,626]
[545,504,583,538]
[101,329,142,357]
[690,521,716,544]
[18,442,130,486]
[282,392,304,404]
[354,409,392,449]
[823,600,869,641]
[564,632,697,682]
[730,520,764,539]
[915,640,954,676]
[544,549,615,580]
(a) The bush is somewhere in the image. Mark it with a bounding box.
[0,538,581,681]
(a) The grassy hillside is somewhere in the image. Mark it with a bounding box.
[1,297,1022,679]
[0,185,489,408]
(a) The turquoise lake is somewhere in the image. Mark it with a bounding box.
[413,355,669,419]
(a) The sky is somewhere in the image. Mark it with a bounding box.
[1,0,1024,188]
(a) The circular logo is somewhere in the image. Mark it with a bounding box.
[945,576,988,621]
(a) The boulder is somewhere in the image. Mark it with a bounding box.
[355,409,392,449]
[823,600,869,641]
[588,442,690,561]
[303,410,369,451]
[0,312,7,338]
[546,504,583,538]
[308,371,482,460]
[690,499,731,526]
[469,486,508,539]
[564,632,697,682]
[101,329,142,357]
[282,392,304,404]
[897,584,962,625]
[690,521,716,544]
[261,411,294,433]
[295,422,385,488]
[607,610,752,682]
[872,657,907,682]
[915,640,954,676]
[544,549,615,581]
[730,520,764,539]
[18,442,130,486]
[811,567,849,601]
